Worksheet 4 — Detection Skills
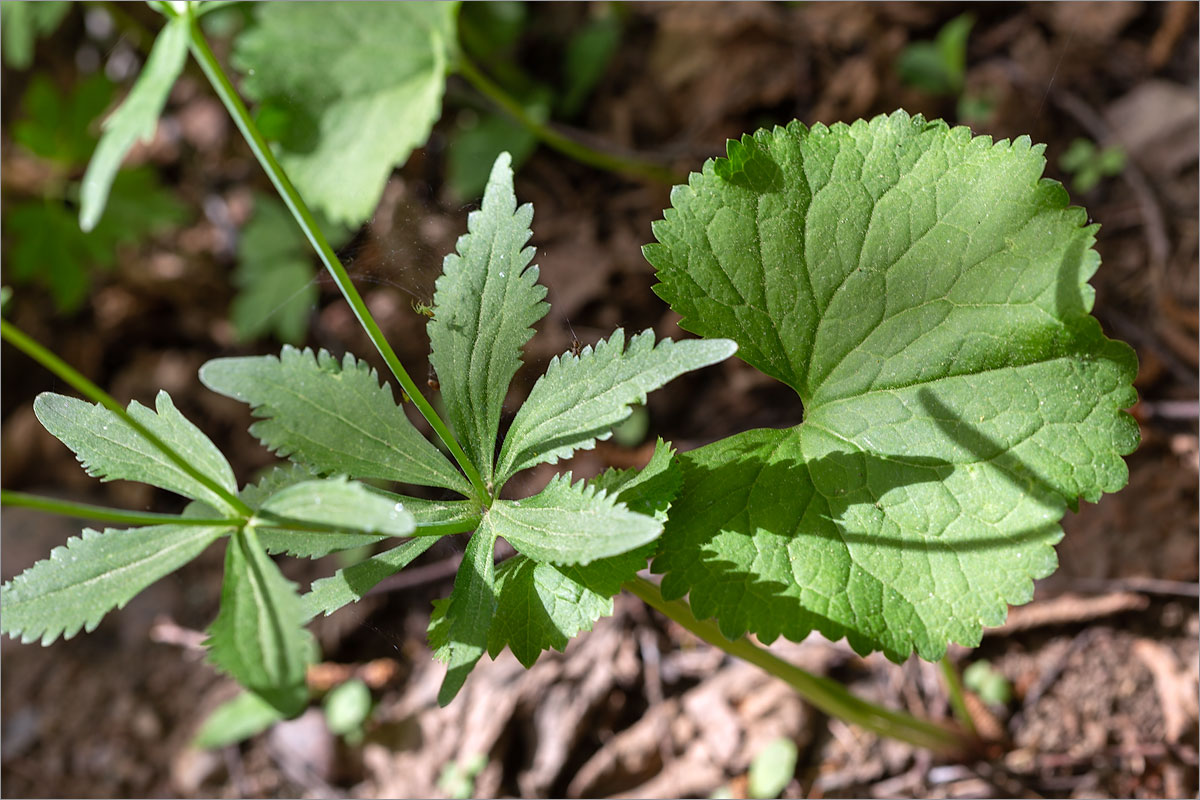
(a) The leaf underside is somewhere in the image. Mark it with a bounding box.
[33,390,239,513]
[252,477,415,558]
[1,521,230,645]
[645,112,1139,661]
[232,2,457,226]
[200,346,471,496]
[205,528,312,717]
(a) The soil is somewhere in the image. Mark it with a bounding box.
[2,3,1197,798]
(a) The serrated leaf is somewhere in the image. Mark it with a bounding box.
[484,443,676,666]
[589,437,683,520]
[251,477,415,558]
[646,113,1139,661]
[33,390,239,513]
[429,153,549,483]
[232,2,457,226]
[80,15,188,231]
[495,329,735,483]
[486,546,650,668]
[302,536,438,620]
[430,526,498,705]
[489,473,662,566]
[200,346,471,496]
[1,521,229,645]
[206,527,312,717]
[193,691,284,749]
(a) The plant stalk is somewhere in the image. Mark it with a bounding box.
[0,489,233,527]
[180,9,489,504]
[0,319,252,517]
[455,51,684,186]
[940,656,980,740]
[624,575,966,755]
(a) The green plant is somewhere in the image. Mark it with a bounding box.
[896,13,994,125]
[747,736,799,799]
[1059,137,1126,193]
[3,72,187,311]
[963,659,1013,706]
[1,1,1137,759]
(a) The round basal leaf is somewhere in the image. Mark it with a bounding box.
[645,112,1138,661]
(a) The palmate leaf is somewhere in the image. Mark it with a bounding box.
[645,112,1139,661]
[232,2,457,226]
[1,520,230,645]
[206,527,312,717]
[495,328,735,484]
[429,153,549,483]
[34,390,239,513]
[80,15,188,231]
[429,526,499,706]
[200,346,471,496]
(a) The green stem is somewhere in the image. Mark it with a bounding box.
[624,575,965,755]
[0,489,232,527]
[180,11,488,504]
[0,319,252,517]
[940,656,979,739]
[455,51,684,186]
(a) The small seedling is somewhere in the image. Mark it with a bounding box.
[747,736,799,799]
[1059,137,1126,193]
[963,660,1013,706]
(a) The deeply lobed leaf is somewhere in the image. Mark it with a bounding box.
[428,153,549,483]
[646,112,1139,661]
[34,390,239,513]
[494,328,735,484]
[1,521,230,645]
[200,346,472,495]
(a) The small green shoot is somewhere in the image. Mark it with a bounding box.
[897,13,973,96]
[1059,137,1126,193]
[437,753,488,800]
[747,736,799,799]
[323,678,373,745]
[963,660,1013,706]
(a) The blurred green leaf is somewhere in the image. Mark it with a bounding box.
[747,737,798,799]
[193,691,285,749]
[963,660,1013,706]
[897,13,973,96]
[559,12,621,118]
[13,73,115,166]
[1,1,71,69]
[323,678,372,741]
[80,16,188,231]
[5,167,187,312]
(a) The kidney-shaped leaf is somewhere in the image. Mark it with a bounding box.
[645,112,1139,661]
